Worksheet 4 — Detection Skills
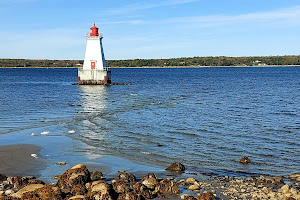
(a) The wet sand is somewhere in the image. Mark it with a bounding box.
[0,144,45,177]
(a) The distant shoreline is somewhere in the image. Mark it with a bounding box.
[0,65,300,69]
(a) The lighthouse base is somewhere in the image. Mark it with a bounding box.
[78,69,111,85]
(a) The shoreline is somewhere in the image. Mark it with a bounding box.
[0,144,299,199]
[0,65,300,69]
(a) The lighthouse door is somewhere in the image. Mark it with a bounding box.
[91,62,95,70]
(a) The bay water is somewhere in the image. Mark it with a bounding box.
[0,67,299,178]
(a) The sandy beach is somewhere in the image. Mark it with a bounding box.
[0,144,45,177]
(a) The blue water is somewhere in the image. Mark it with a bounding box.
[0,67,299,177]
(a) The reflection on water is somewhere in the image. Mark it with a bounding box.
[75,86,108,160]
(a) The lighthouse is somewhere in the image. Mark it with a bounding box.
[78,23,111,85]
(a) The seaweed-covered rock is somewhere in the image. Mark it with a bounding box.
[239,156,251,164]
[117,173,136,185]
[56,164,91,190]
[156,179,180,195]
[141,173,158,190]
[165,163,185,172]
[197,192,215,200]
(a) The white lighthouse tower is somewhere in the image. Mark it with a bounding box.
[78,23,111,84]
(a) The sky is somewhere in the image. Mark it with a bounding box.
[0,0,300,60]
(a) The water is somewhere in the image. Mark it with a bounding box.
[0,67,299,177]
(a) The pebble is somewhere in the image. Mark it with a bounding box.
[186,177,196,184]
[188,184,200,190]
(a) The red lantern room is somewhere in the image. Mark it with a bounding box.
[90,23,99,36]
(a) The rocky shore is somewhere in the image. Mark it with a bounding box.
[0,163,299,200]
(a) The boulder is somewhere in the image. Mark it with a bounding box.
[90,171,103,181]
[117,192,140,200]
[239,156,251,164]
[12,184,63,200]
[0,174,7,182]
[290,173,300,182]
[117,173,136,184]
[156,179,180,195]
[141,173,158,190]
[181,194,197,200]
[165,163,185,172]
[133,182,154,199]
[112,181,132,194]
[56,164,91,190]
[70,184,87,196]
[197,192,215,200]
[7,176,28,189]
[87,181,115,200]
[27,180,45,185]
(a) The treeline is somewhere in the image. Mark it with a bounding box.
[1,55,300,68]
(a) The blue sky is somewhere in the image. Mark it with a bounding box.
[0,0,300,60]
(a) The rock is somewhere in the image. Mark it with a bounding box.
[133,182,154,199]
[28,179,46,185]
[273,176,284,184]
[68,195,87,200]
[4,189,14,196]
[118,170,125,173]
[181,194,197,200]
[186,177,196,184]
[141,173,158,190]
[0,174,7,182]
[57,162,67,165]
[117,192,140,200]
[290,173,300,181]
[112,180,132,194]
[90,171,103,181]
[117,173,136,184]
[281,184,290,193]
[56,164,91,190]
[71,184,87,196]
[157,179,180,195]
[7,176,28,189]
[20,184,63,200]
[165,163,185,172]
[286,197,296,200]
[88,181,115,200]
[239,156,251,164]
[11,184,45,198]
[197,192,215,200]
[188,184,200,191]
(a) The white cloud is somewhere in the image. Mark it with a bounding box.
[101,5,300,29]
